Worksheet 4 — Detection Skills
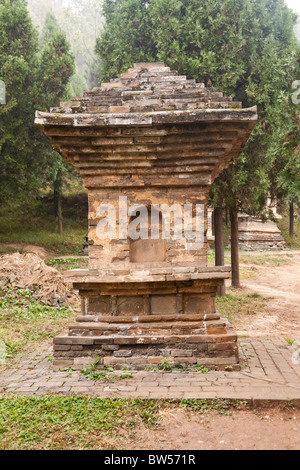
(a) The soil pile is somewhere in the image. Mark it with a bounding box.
[0,252,79,307]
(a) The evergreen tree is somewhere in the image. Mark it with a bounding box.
[38,10,88,98]
[27,0,103,88]
[0,0,75,219]
[96,0,157,81]
[266,60,300,237]
[39,11,61,50]
[37,12,75,234]
[0,0,43,201]
[37,29,75,109]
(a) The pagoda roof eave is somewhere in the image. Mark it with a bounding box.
[35,106,258,128]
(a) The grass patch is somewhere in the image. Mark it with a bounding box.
[0,245,19,255]
[153,358,209,374]
[45,257,88,272]
[0,288,75,360]
[239,253,292,267]
[80,358,133,382]
[208,249,293,268]
[0,396,249,450]
[277,210,300,250]
[177,399,248,415]
[207,249,231,267]
[216,290,269,323]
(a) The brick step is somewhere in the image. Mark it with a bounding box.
[75,313,221,324]
[67,319,228,338]
[53,332,239,371]
[54,332,237,347]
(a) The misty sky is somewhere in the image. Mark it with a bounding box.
[62,0,300,14]
[284,0,300,12]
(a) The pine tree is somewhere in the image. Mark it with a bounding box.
[0,0,75,217]
[96,0,157,81]
[0,0,43,201]
[37,12,75,234]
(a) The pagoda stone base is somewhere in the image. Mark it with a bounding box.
[237,214,285,250]
[53,317,239,372]
[53,267,239,371]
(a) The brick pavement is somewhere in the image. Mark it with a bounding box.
[0,338,300,405]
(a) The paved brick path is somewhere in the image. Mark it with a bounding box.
[0,338,299,404]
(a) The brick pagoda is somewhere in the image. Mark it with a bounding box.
[35,63,257,371]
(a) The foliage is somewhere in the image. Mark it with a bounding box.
[0,287,74,358]
[295,13,300,41]
[45,258,89,271]
[36,11,77,211]
[96,0,157,81]
[37,29,75,110]
[0,0,44,201]
[80,358,133,382]
[265,87,300,205]
[0,0,75,204]
[27,0,104,87]
[277,207,300,248]
[0,193,88,254]
[158,358,210,373]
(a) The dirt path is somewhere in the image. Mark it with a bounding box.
[118,407,300,451]
[236,251,300,339]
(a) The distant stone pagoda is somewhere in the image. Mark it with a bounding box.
[237,196,286,250]
[238,215,285,250]
[35,63,257,371]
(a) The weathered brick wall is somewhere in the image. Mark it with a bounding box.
[74,279,218,318]
[88,187,208,268]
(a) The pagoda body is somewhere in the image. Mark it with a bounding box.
[35,63,257,371]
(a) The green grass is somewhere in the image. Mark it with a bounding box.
[216,290,268,323]
[207,249,231,266]
[0,396,249,450]
[208,249,293,269]
[155,358,210,374]
[277,211,300,250]
[45,257,89,272]
[0,288,75,360]
[0,192,88,255]
[239,253,293,266]
[80,358,133,382]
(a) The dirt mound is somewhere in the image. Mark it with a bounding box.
[0,243,56,259]
[0,252,79,307]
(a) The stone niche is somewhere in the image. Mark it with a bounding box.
[35,62,257,371]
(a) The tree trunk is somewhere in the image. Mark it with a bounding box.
[225,206,229,227]
[214,206,226,296]
[54,173,63,235]
[230,207,241,288]
[289,202,294,238]
[57,193,63,236]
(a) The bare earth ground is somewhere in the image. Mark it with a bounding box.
[236,251,300,339]
[0,242,55,259]
[1,245,300,450]
[118,408,300,451]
